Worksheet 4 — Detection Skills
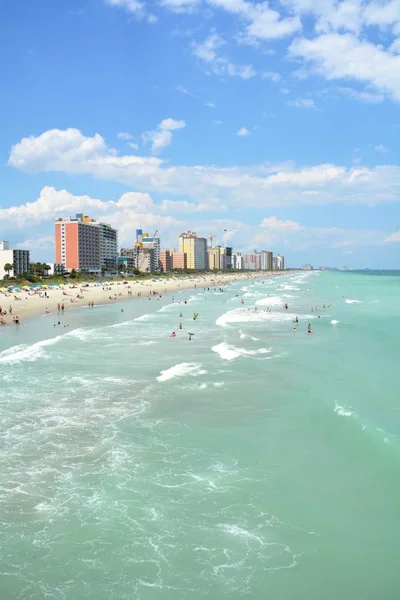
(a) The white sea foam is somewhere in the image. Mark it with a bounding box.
[334,404,354,417]
[216,308,297,327]
[0,335,64,364]
[157,362,206,382]
[331,320,340,325]
[135,313,153,321]
[212,342,271,361]
[138,340,158,345]
[255,296,283,307]
[239,330,259,341]
[345,299,362,304]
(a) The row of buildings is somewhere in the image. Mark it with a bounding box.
[0,213,286,278]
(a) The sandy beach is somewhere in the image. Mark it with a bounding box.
[0,271,287,325]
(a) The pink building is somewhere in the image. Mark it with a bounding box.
[170,250,187,270]
[160,250,172,272]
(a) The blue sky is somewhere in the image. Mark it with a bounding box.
[1,0,399,268]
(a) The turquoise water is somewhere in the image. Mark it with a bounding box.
[1,271,400,599]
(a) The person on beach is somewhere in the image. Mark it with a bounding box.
[61,303,64,312]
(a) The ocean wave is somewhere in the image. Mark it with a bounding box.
[157,362,206,382]
[212,342,271,361]
[331,320,340,325]
[255,296,283,307]
[334,404,354,417]
[239,330,259,341]
[345,299,362,304]
[216,308,297,327]
[0,335,65,364]
[135,313,153,321]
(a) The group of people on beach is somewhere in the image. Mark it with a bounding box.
[0,305,20,325]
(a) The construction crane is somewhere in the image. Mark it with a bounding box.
[209,233,216,248]
[153,229,158,238]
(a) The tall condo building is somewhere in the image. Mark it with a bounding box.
[273,254,285,270]
[208,247,220,270]
[232,252,243,270]
[0,241,30,279]
[135,230,160,272]
[55,214,118,273]
[243,252,261,270]
[261,250,273,271]
[178,232,208,269]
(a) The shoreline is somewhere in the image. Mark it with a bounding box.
[0,271,290,326]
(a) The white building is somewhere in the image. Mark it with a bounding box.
[142,236,160,272]
[0,242,30,279]
[47,263,65,276]
[261,250,273,271]
[273,254,285,270]
[232,252,243,270]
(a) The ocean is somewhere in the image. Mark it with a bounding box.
[0,271,399,600]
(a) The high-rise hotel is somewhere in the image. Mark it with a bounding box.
[55,214,118,273]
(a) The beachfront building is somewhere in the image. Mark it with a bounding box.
[261,251,273,271]
[232,252,243,270]
[303,264,313,270]
[208,247,220,270]
[0,242,30,279]
[47,263,65,276]
[170,249,187,270]
[273,254,285,270]
[178,232,208,270]
[219,246,232,269]
[160,250,172,272]
[55,214,118,274]
[243,252,261,270]
[134,230,160,272]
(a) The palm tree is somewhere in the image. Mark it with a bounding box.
[42,264,51,278]
[4,263,14,278]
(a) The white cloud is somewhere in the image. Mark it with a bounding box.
[160,0,200,13]
[261,216,303,230]
[262,71,282,83]
[8,128,400,208]
[287,97,316,108]
[374,144,389,153]
[127,141,139,150]
[335,87,385,104]
[212,120,223,125]
[141,118,186,152]
[384,231,400,243]
[289,33,400,102]
[104,0,157,23]
[205,101,216,108]
[117,132,134,140]
[16,236,54,250]
[207,0,302,43]
[160,198,227,212]
[191,30,256,79]
[236,127,250,136]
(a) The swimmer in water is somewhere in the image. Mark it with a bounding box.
[292,327,296,332]
[308,323,312,334]
[294,317,299,323]
[179,313,183,318]
[171,332,176,338]
[188,333,194,341]
[179,323,182,330]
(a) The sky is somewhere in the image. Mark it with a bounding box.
[1,0,400,269]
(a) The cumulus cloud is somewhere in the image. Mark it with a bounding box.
[236,127,250,136]
[8,128,400,208]
[104,0,157,23]
[141,118,186,152]
[286,97,316,109]
[191,30,256,79]
[289,33,400,102]
[261,216,303,230]
[384,231,400,243]
[117,132,134,140]
[374,144,389,153]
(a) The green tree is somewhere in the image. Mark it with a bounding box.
[101,265,106,276]
[117,263,125,275]
[3,263,14,278]
[43,264,51,277]
[70,268,77,279]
